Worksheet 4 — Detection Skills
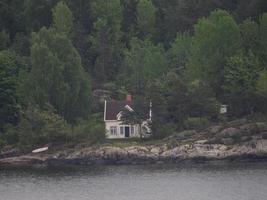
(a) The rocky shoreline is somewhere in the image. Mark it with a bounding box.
[1,119,267,167]
[1,139,267,167]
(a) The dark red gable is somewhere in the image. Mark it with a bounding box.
[105,100,133,120]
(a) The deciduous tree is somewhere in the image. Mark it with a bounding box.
[187,10,241,97]
[26,2,91,123]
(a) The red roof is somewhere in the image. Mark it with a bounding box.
[105,100,133,120]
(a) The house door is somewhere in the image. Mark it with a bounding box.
[125,126,130,138]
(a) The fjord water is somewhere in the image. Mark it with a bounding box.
[0,162,267,200]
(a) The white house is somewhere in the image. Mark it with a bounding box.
[104,95,152,139]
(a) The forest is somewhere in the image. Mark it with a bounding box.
[1,0,267,149]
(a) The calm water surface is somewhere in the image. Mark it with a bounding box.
[0,162,267,200]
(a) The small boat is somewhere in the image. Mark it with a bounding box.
[32,147,49,153]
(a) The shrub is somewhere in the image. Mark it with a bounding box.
[2,124,19,145]
[178,130,197,138]
[71,114,105,144]
[248,113,267,122]
[17,105,71,148]
[0,138,6,150]
[152,123,177,139]
[183,117,210,130]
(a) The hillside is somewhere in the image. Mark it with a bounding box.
[1,0,267,152]
[1,119,267,167]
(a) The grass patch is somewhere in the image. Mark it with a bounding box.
[104,138,165,148]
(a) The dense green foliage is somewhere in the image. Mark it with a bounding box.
[187,10,241,97]
[71,114,105,144]
[0,50,21,132]
[119,37,168,94]
[1,0,267,147]
[25,2,91,124]
[13,105,71,148]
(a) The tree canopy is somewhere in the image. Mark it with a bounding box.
[1,0,267,144]
[26,2,91,124]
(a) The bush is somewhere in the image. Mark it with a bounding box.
[1,106,106,148]
[71,114,105,144]
[152,123,177,139]
[0,138,6,150]
[2,124,19,145]
[16,105,71,148]
[183,117,210,130]
[248,113,267,122]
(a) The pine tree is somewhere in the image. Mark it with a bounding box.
[90,0,123,84]
[0,50,20,131]
[136,0,156,39]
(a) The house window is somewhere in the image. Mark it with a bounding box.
[120,126,124,135]
[131,126,134,135]
[110,126,117,135]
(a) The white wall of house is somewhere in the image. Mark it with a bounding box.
[105,120,140,139]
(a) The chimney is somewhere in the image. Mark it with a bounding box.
[126,94,132,102]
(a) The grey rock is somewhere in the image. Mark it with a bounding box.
[262,132,267,139]
[164,130,197,141]
[240,136,252,142]
[239,123,258,136]
[256,122,267,132]
[227,119,247,127]
[207,125,223,135]
[218,127,241,138]
[221,138,235,145]
[2,120,267,167]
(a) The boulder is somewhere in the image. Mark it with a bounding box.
[150,147,161,155]
[195,140,208,145]
[262,132,267,139]
[160,147,182,158]
[218,145,228,151]
[256,139,267,151]
[218,127,242,138]
[103,147,127,160]
[239,123,258,136]
[221,138,235,145]
[177,130,198,140]
[0,147,20,159]
[240,136,252,142]
[126,146,151,158]
[256,122,267,132]
[164,130,197,141]
[92,89,111,103]
[0,155,46,167]
[227,119,247,127]
[207,125,222,135]
[206,137,221,144]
